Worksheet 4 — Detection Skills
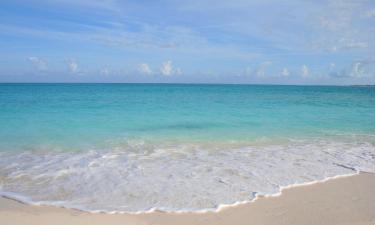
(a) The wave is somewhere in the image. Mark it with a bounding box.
[0,139,374,213]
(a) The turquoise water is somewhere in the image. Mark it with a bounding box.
[1,84,374,149]
[0,84,375,212]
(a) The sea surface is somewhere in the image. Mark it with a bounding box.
[0,83,374,212]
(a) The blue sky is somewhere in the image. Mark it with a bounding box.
[0,0,374,84]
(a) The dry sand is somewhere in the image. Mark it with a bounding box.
[1,172,375,225]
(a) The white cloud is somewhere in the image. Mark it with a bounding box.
[159,60,182,76]
[138,63,152,75]
[327,59,375,79]
[281,68,290,77]
[312,0,372,52]
[351,62,363,77]
[68,60,79,73]
[350,59,375,78]
[28,57,47,71]
[160,60,182,76]
[301,65,309,77]
[161,60,173,76]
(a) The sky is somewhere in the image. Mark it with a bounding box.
[0,0,374,84]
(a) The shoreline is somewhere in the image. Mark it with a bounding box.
[0,171,360,214]
[2,136,374,214]
[1,172,375,225]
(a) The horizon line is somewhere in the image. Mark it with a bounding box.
[0,82,374,87]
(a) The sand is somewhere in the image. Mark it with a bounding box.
[1,172,375,225]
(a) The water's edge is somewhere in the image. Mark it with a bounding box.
[0,171,362,215]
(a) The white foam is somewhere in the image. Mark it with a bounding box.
[0,139,374,213]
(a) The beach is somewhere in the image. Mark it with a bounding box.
[2,0,375,224]
[1,172,374,225]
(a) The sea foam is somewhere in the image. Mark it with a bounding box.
[0,139,374,213]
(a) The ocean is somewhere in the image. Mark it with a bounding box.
[0,83,374,212]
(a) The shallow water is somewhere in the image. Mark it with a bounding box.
[0,84,374,212]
